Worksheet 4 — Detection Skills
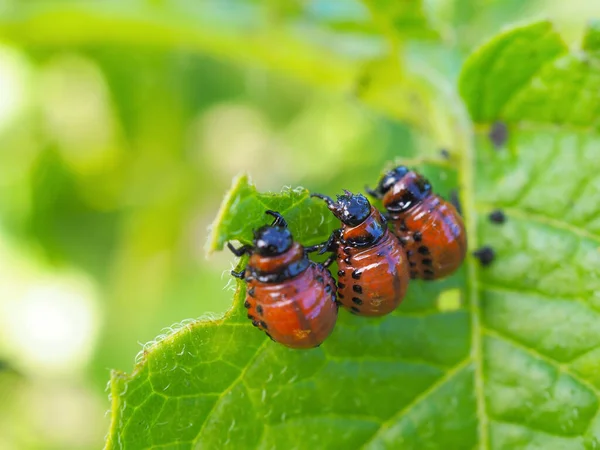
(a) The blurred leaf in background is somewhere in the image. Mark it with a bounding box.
[0,0,600,449]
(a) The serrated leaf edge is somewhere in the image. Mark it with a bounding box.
[104,279,246,449]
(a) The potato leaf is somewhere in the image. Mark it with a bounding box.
[105,21,600,450]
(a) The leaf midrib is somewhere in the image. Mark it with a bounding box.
[465,39,579,447]
[459,102,489,449]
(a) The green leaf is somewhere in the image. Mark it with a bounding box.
[105,21,600,450]
[460,21,600,448]
[458,21,567,123]
[205,174,338,253]
[106,161,468,449]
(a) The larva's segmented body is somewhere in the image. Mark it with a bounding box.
[229,211,338,349]
[368,167,467,280]
[312,192,410,317]
[243,243,338,348]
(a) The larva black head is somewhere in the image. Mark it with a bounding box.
[370,167,432,213]
[253,211,293,256]
[386,175,432,212]
[253,226,293,256]
[312,190,371,227]
[366,166,410,199]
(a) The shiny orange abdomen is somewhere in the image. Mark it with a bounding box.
[244,244,338,349]
[387,196,467,280]
[336,208,410,316]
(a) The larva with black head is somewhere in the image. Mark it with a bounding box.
[311,191,410,317]
[228,211,338,349]
[367,167,467,280]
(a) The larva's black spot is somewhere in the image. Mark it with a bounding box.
[260,321,268,329]
[352,270,362,280]
[473,246,496,267]
[337,270,345,277]
[338,292,345,299]
[252,320,259,327]
[265,332,275,341]
[410,271,418,278]
[351,306,360,314]
[353,285,362,294]
[335,299,342,307]
[316,275,324,284]
[422,259,433,266]
[413,231,422,242]
[256,305,264,315]
[418,246,430,255]
[343,247,352,255]
[244,300,251,309]
[489,121,508,148]
[344,257,351,264]
[338,282,346,289]
[424,269,435,276]
[489,209,506,224]
[352,297,363,305]
[248,287,256,297]
[248,314,255,320]
[325,284,333,294]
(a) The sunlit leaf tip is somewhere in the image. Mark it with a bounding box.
[458,20,567,122]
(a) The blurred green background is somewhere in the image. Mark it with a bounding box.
[0,1,598,448]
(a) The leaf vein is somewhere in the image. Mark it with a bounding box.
[359,359,471,449]
[191,338,269,445]
[483,329,600,399]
